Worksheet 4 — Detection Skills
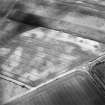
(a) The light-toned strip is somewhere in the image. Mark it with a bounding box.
[5,68,85,103]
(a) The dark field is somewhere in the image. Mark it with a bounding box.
[4,71,105,105]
